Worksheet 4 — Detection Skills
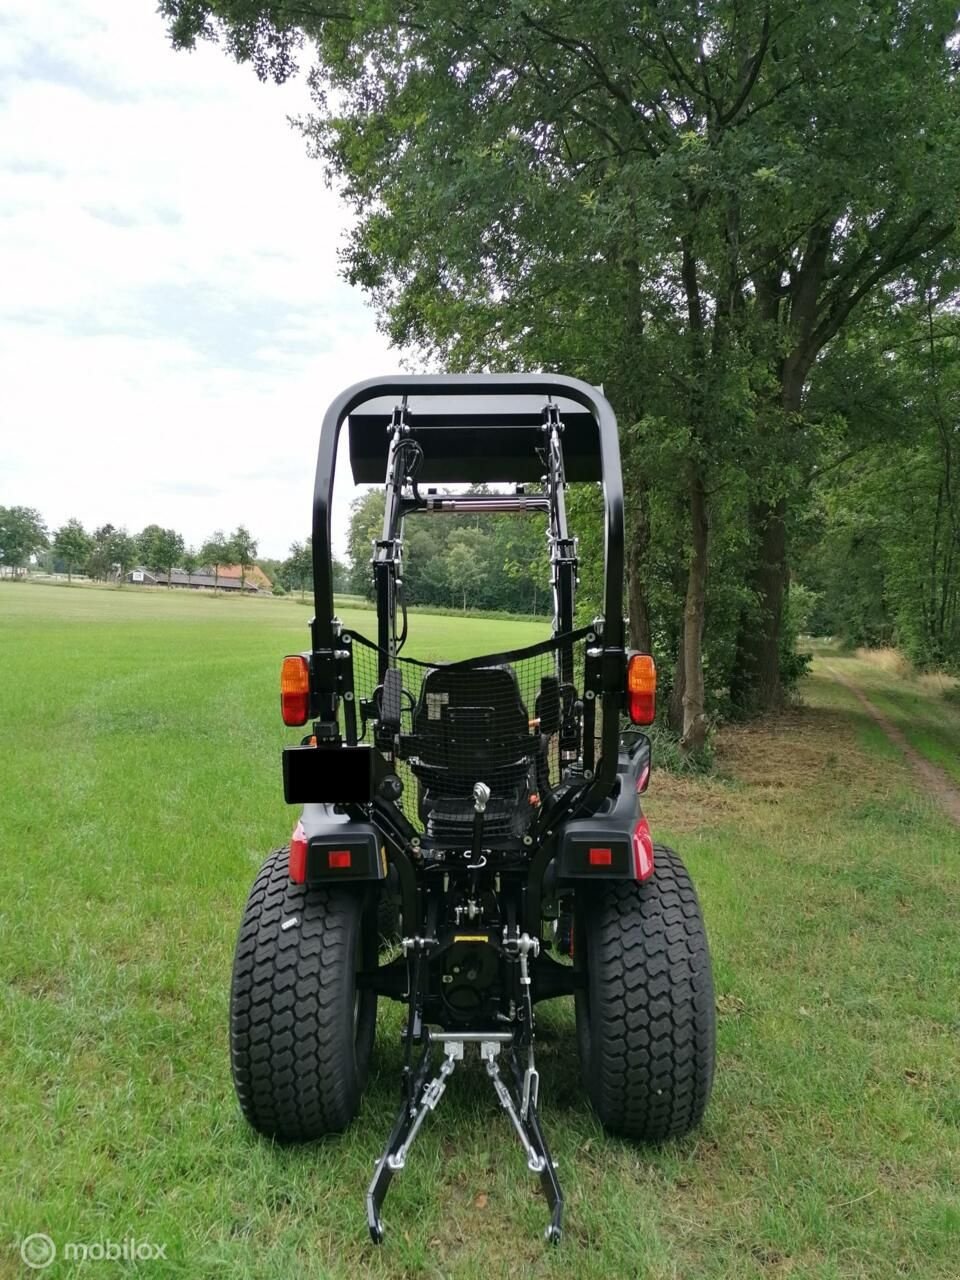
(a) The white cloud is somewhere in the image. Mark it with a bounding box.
[0,0,400,560]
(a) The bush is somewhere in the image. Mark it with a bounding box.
[780,647,813,701]
[780,585,814,703]
[272,584,287,596]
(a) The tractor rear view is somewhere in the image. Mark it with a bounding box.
[228,374,716,1243]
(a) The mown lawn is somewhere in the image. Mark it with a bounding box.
[1,584,958,1279]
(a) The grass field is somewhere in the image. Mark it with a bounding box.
[1,584,958,1279]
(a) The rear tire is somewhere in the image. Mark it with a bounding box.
[575,845,715,1141]
[230,848,377,1141]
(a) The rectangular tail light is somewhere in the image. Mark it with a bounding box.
[289,820,308,883]
[280,655,311,726]
[626,653,656,724]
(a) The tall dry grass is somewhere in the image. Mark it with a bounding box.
[854,646,959,697]
[854,646,913,678]
[917,670,960,695]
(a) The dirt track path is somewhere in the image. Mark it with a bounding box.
[826,665,960,829]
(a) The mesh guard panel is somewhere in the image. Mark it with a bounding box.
[342,628,602,839]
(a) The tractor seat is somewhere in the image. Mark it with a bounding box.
[403,664,535,835]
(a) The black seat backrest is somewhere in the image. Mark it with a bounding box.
[409,664,532,794]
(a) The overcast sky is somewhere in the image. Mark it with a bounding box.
[0,0,398,561]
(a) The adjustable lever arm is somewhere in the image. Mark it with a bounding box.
[470,781,490,865]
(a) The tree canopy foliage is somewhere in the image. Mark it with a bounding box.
[53,519,94,583]
[137,524,186,583]
[163,0,960,733]
[0,508,294,594]
[797,301,960,670]
[345,486,550,613]
[0,506,47,573]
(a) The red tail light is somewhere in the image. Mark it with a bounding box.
[289,820,307,883]
[328,850,351,869]
[632,816,654,881]
[281,655,311,726]
[626,653,656,724]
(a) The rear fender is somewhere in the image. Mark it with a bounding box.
[289,804,387,886]
[555,734,653,883]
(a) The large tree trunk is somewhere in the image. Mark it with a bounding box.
[680,466,709,752]
[675,240,711,751]
[731,359,805,713]
[731,496,787,713]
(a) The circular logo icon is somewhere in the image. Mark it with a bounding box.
[20,1234,56,1270]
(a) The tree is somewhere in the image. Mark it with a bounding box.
[346,491,385,597]
[86,524,130,581]
[138,524,185,586]
[497,505,550,615]
[0,506,47,574]
[111,531,137,579]
[281,539,313,600]
[53,519,93,583]
[257,556,284,588]
[796,300,960,669]
[229,525,258,593]
[181,546,200,577]
[445,531,489,614]
[165,0,960,745]
[201,530,230,592]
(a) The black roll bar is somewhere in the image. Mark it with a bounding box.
[310,374,624,651]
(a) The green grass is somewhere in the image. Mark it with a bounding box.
[1,584,958,1279]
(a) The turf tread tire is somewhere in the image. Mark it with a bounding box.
[576,844,715,1142]
[230,847,376,1141]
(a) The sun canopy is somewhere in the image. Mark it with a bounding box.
[348,393,604,484]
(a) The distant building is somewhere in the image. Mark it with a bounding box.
[125,564,271,593]
[209,563,273,592]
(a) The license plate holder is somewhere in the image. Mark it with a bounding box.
[282,745,374,805]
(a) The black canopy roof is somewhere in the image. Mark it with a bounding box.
[348,392,603,484]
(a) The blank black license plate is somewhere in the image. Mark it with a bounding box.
[282,745,374,805]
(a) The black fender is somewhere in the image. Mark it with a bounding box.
[298,804,386,884]
[554,734,651,882]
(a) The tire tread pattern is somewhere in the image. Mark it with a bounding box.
[579,844,716,1141]
[229,848,374,1141]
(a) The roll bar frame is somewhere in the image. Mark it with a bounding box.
[310,374,624,649]
[308,374,626,819]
